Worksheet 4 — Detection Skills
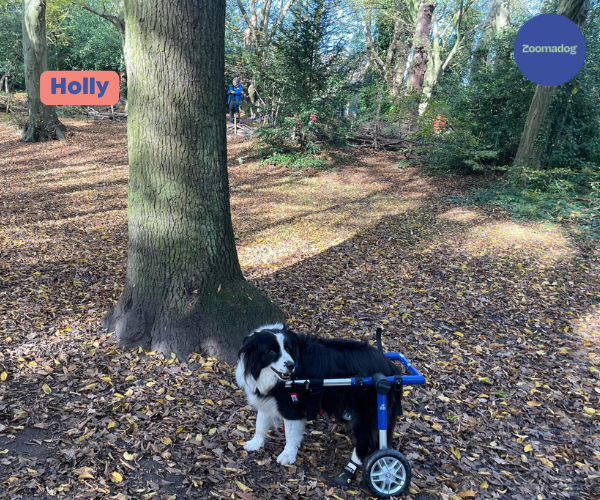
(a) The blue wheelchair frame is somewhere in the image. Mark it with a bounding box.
[285,351,425,449]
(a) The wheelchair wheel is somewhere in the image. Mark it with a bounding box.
[362,449,411,498]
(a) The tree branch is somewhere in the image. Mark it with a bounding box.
[268,0,296,43]
[83,4,122,29]
[236,0,254,32]
[364,8,386,77]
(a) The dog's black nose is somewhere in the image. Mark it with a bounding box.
[285,361,295,371]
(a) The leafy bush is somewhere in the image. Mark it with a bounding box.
[48,8,123,75]
[418,27,535,173]
[250,0,352,152]
[0,1,25,92]
[258,152,325,169]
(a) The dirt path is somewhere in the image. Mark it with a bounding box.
[1,119,599,499]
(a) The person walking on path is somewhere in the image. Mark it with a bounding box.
[227,78,243,123]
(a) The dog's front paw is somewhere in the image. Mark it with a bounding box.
[276,448,298,465]
[244,437,265,451]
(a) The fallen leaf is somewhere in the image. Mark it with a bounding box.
[235,480,252,492]
[110,471,123,482]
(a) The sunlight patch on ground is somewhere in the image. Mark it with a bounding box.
[237,195,421,276]
[461,221,574,261]
[439,207,483,223]
[572,304,600,339]
[230,162,425,276]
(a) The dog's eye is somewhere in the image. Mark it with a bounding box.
[268,349,276,355]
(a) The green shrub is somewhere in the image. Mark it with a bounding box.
[249,0,352,153]
[258,152,325,169]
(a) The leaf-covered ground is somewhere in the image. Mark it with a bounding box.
[1,118,599,500]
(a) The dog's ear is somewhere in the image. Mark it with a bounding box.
[238,333,258,358]
[239,334,264,381]
[286,329,301,361]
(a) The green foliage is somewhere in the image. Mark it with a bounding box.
[225,2,245,83]
[419,27,536,173]
[465,182,600,237]
[0,2,123,93]
[258,151,325,169]
[420,11,600,183]
[250,0,352,153]
[0,0,24,91]
[418,4,600,232]
[358,70,393,118]
[48,8,123,74]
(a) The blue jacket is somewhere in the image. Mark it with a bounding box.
[227,84,243,104]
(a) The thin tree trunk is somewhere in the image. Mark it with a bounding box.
[407,0,435,91]
[364,3,412,97]
[419,0,465,114]
[388,25,412,96]
[104,0,285,364]
[21,0,65,142]
[470,0,509,74]
[512,0,590,180]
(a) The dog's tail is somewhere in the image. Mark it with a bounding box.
[376,327,383,352]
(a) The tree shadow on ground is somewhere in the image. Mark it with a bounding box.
[248,198,598,498]
[1,119,599,499]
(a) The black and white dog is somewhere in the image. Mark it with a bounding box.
[236,323,403,482]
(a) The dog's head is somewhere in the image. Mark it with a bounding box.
[238,324,300,390]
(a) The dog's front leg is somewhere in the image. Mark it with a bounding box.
[276,418,306,465]
[244,410,273,451]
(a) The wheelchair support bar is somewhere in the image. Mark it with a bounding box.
[285,352,425,390]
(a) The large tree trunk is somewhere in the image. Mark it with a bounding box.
[512,0,589,180]
[384,0,412,97]
[512,85,558,175]
[470,0,509,74]
[104,0,285,364]
[407,0,435,91]
[21,0,65,142]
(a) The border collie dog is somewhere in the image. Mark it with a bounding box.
[236,323,402,482]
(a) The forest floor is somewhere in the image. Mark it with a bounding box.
[1,118,599,500]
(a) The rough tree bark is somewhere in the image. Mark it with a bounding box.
[512,0,590,179]
[103,0,285,364]
[21,0,65,142]
[407,0,436,91]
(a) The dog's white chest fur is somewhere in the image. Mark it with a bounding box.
[236,350,304,465]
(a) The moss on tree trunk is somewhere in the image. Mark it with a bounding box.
[103,0,285,364]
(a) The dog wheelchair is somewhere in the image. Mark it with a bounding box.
[284,334,425,498]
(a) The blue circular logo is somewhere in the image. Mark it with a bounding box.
[514,14,586,86]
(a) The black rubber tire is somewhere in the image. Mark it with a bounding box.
[362,449,411,498]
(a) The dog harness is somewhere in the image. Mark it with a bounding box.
[288,378,325,422]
